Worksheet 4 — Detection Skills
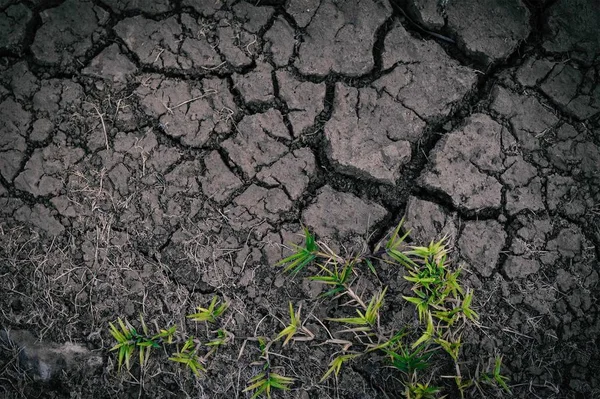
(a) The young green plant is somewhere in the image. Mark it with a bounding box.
[187,296,229,323]
[168,337,206,376]
[275,302,313,346]
[108,316,177,372]
[244,367,295,399]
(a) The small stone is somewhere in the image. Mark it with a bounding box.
[256,148,316,201]
[547,225,583,258]
[403,0,444,30]
[419,114,504,211]
[543,0,600,65]
[302,185,387,239]
[0,4,33,53]
[295,0,392,76]
[221,109,289,178]
[503,255,540,279]
[218,23,253,68]
[501,157,538,188]
[14,204,65,235]
[516,57,555,87]
[200,151,243,203]
[30,119,54,142]
[446,0,530,64]
[264,17,295,67]
[325,83,420,184]
[490,86,559,151]
[102,0,171,14]
[556,269,577,292]
[459,220,506,277]
[286,0,319,27]
[232,61,274,103]
[404,197,456,243]
[505,177,545,215]
[231,184,292,224]
[31,0,106,69]
[232,2,274,33]
[82,44,138,87]
[276,70,326,135]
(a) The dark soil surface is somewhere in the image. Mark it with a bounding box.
[0,0,599,398]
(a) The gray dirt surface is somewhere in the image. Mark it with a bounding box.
[0,0,599,398]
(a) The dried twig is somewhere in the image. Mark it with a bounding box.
[88,102,109,150]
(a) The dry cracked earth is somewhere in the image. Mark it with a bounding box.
[0,0,599,398]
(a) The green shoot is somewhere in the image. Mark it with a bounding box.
[276,228,318,274]
[320,353,359,382]
[309,261,353,297]
[443,268,463,299]
[402,238,452,307]
[384,218,412,251]
[206,328,230,348]
[275,303,302,346]
[109,316,176,372]
[108,318,136,371]
[383,220,419,269]
[244,368,295,399]
[387,247,419,270]
[168,337,206,376]
[412,312,435,349]
[481,356,511,394]
[136,318,156,369]
[493,356,511,394]
[403,295,430,323]
[386,344,432,374]
[363,258,378,277]
[404,381,442,399]
[460,290,479,321]
[152,324,177,344]
[256,337,269,357]
[187,296,229,323]
[368,329,407,352]
[455,376,473,399]
[328,287,387,331]
[431,308,459,326]
[434,336,461,362]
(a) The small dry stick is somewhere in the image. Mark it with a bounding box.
[89,103,109,150]
[171,89,218,110]
[200,61,227,71]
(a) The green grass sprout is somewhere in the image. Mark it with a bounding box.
[244,368,295,399]
[106,219,508,398]
[152,324,177,344]
[187,296,229,323]
[168,337,206,376]
[109,316,177,372]
[434,336,461,362]
[320,353,360,382]
[309,261,353,297]
[276,228,318,274]
[386,344,432,374]
[108,318,136,371]
[275,302,302,346]
[412,312,435,349]
[460,289,479,321]
[481,356,511,394]
[404,381,443,399]
[206,328,230,348]
[328,287,387,331]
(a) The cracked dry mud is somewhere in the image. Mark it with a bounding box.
[0,0,599,398]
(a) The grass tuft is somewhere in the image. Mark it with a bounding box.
[187,296,229,323]
[106,219,509,398]
[244,369,295,399]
